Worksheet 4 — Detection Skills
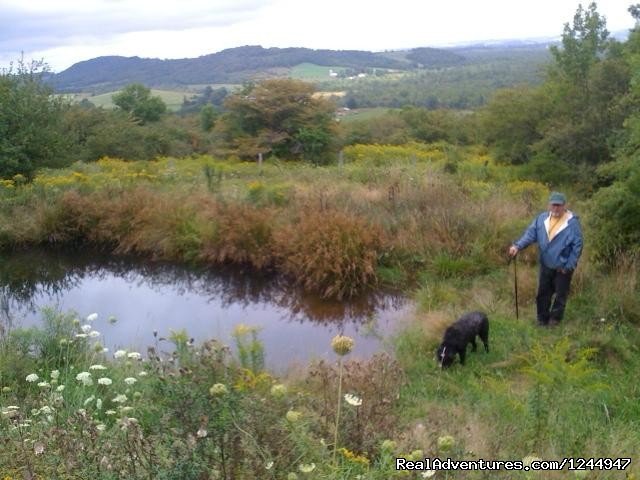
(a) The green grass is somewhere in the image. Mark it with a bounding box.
[394,303,640,479]
[338,107,399,123]
[290,62,347,81]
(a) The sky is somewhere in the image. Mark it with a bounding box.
[0,0,637,72]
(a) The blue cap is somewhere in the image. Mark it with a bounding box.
[548,192,566,205]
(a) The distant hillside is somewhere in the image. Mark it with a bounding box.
[50,45,465,93]
[405,47,466,67]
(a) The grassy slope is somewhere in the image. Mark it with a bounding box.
[290,62,348,81]
[394,277,640,479]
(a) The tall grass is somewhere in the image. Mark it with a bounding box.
[0,147,541,299]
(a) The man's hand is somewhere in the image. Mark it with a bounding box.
[508,245,519,257]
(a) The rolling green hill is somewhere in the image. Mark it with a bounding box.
[49,45,465,93]
[53,43,552,110]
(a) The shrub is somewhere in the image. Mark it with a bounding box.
[588,159,640,262]
[276,211,384,299]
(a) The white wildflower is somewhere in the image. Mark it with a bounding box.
[112,394,127,404]
[84,395,95,406]
[50,370,60,380]
[86,313,98,322]
[98,377,112,386]
[37,381,51,389]
[265,461,274,470]
[96,423,106,431]
[124,377,137,385]
[90,364,107,370]
[270,384,287,397]
[197,428,208,438]
[96,398,102,410]
[76,371,93,386]
[105,410,117,415]
[89,331,100,338]
[127,352,141,360]
[344,393,362,406]
[56,385,65,392]
[209,383,228,396]
[298,463,316,473]
[75,333,87,339]
[421,471,436,478]
[39,406,53,415]
[81,324,92,333]
[286,410,302,423]
[138,371,148,377]
[2,408,19,419]
[26,373,39,383]
[114,350,127,359]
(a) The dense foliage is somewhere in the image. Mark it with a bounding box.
[0,60,72,179]
[338,45,549,109]
[213,79,337,162]
[480,3,635,181]
[111,83,167,124]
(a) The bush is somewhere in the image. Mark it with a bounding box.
[0,59,72,179]
[588,158,640,262]
[277,211,384,299]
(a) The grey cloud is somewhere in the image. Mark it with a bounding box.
[0,0,271,53]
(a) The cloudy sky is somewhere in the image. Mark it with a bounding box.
[1,0,637,72]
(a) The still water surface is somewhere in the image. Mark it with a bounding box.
[0,248,410,371]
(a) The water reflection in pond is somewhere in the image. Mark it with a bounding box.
[0,248,411,371]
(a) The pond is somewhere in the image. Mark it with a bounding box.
[0,248,411,372]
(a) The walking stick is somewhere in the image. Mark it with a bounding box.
[508,255,519,320]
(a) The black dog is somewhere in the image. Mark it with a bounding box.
[436,311,489,368]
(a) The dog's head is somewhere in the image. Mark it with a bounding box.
[436,344,455,368]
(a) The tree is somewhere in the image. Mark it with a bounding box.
[0,59,72,179]
[549,2,610,85]
[480,86,549,164]
[215,79,336,161]
[112,83,167,124]
[538,2,630,167]
[200,104,218,132]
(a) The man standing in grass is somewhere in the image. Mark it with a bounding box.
[508,192,583,326]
